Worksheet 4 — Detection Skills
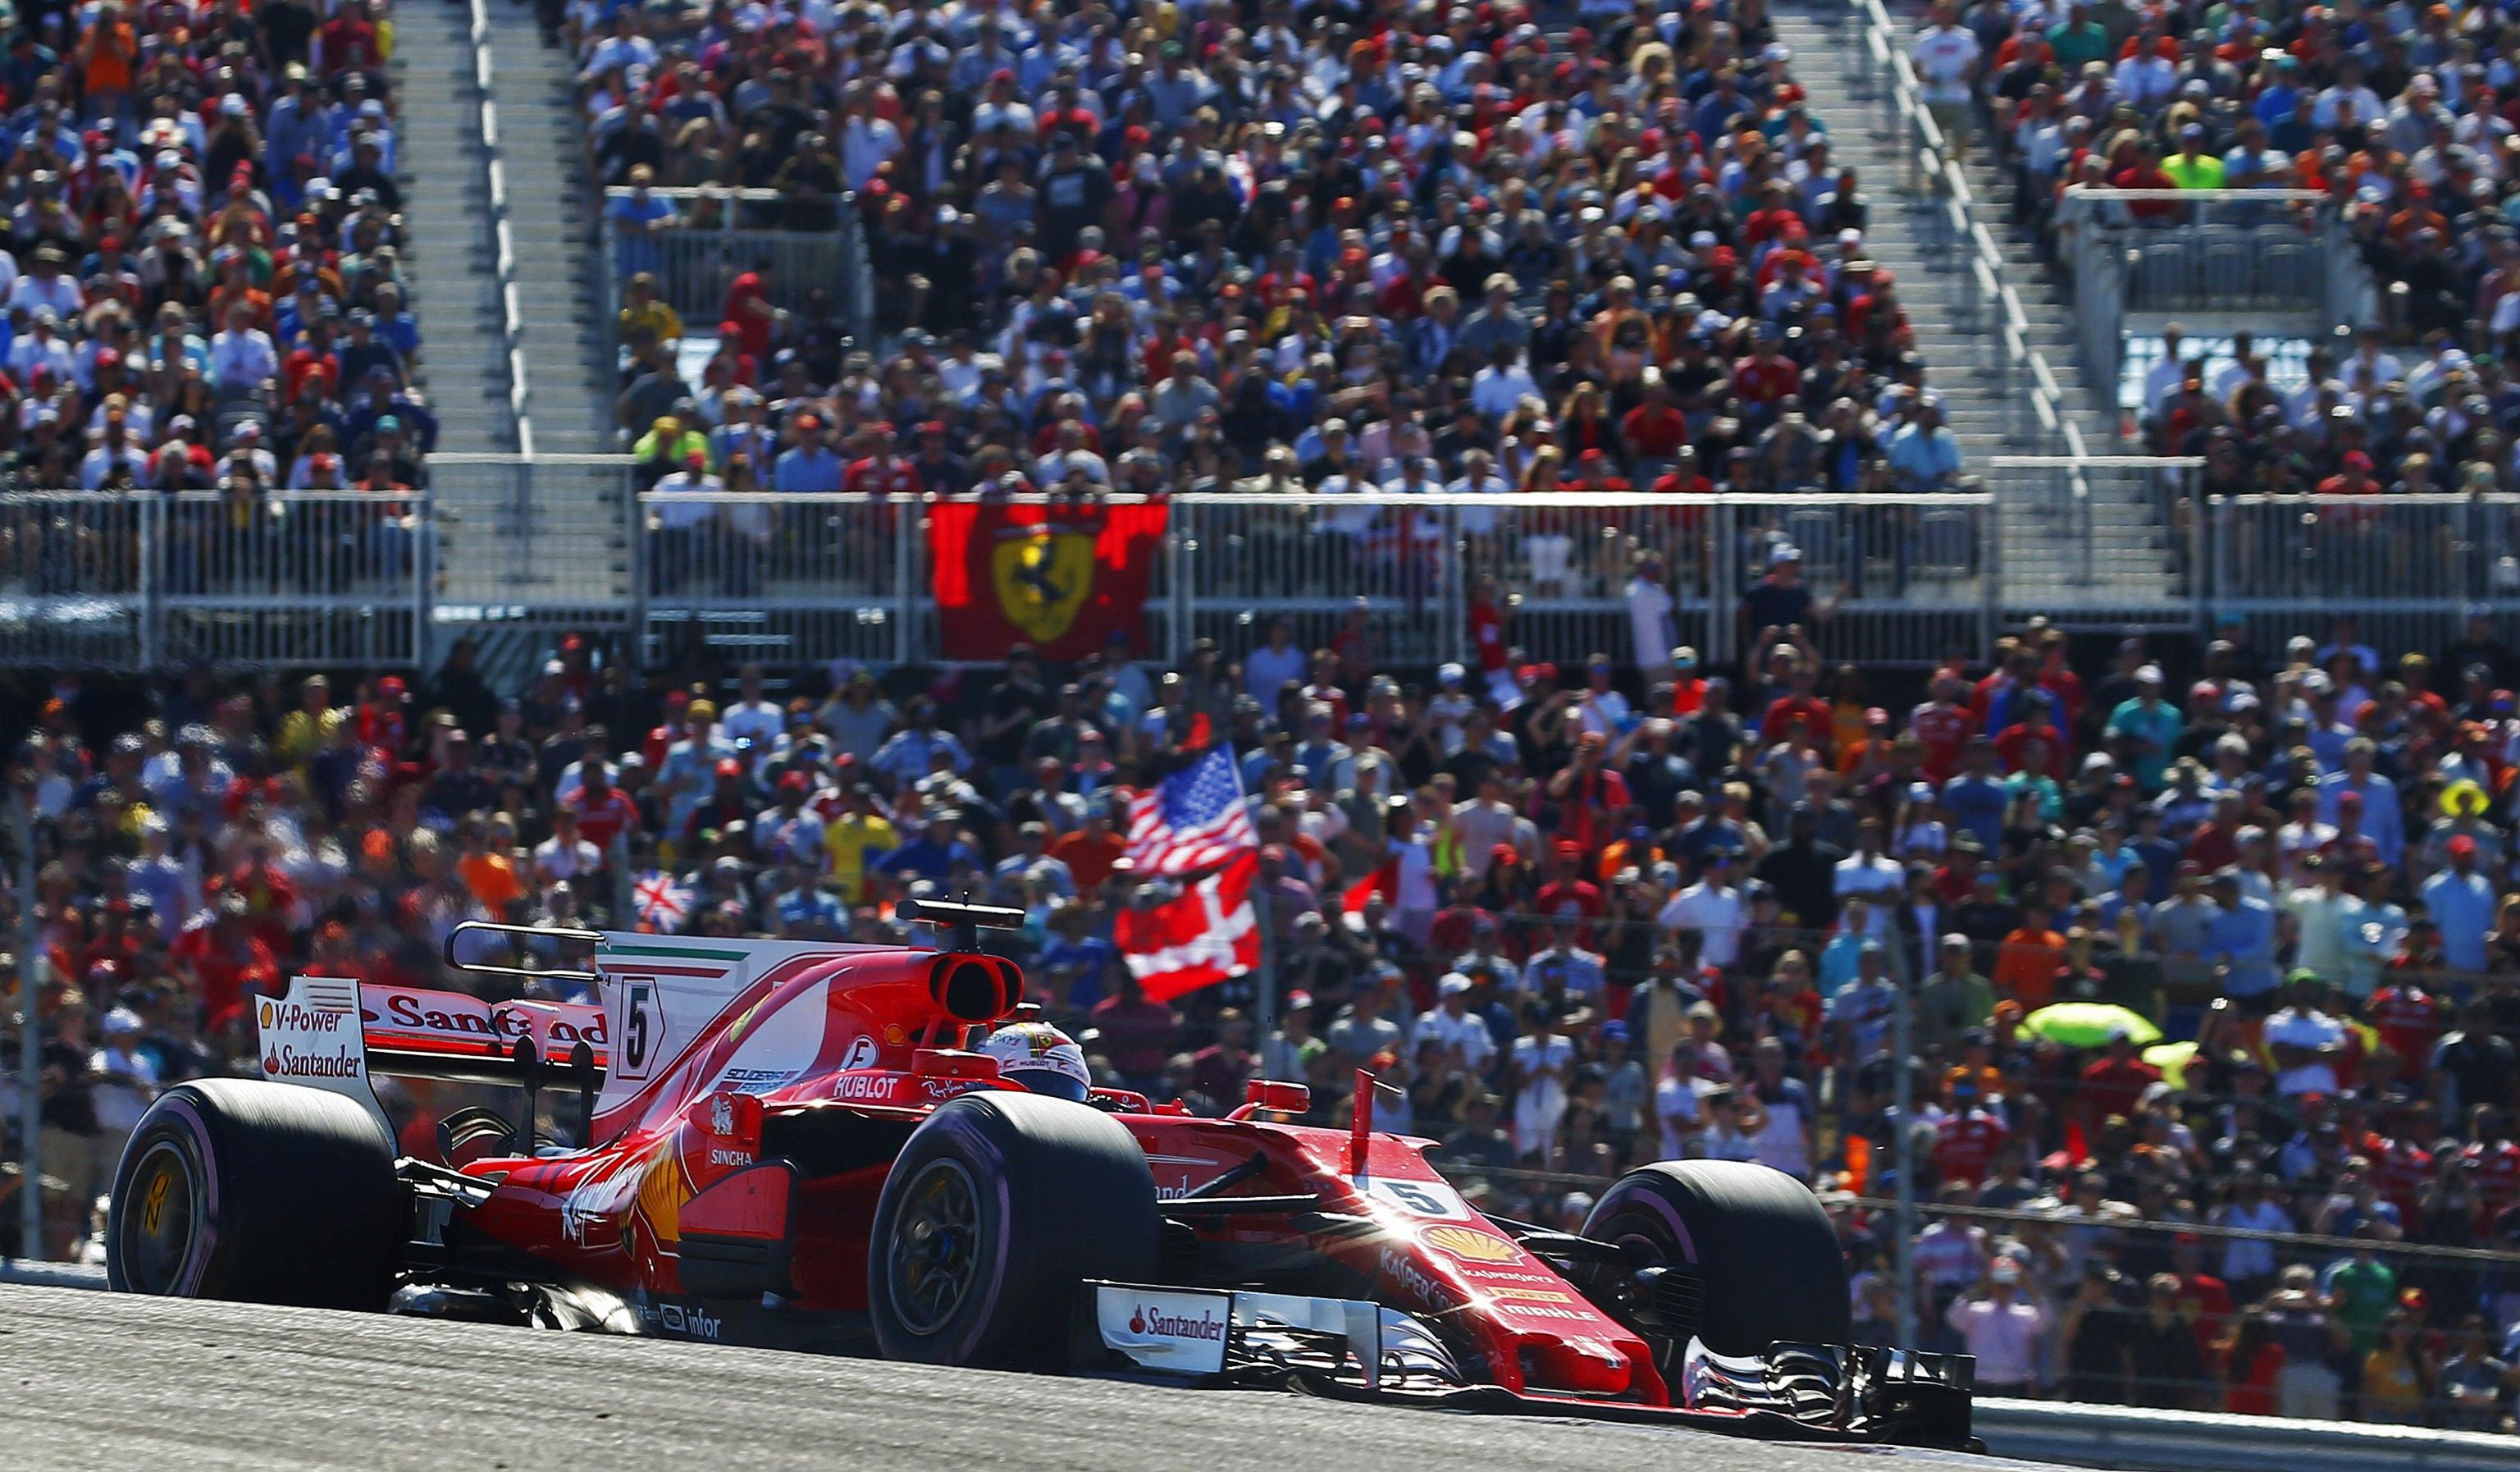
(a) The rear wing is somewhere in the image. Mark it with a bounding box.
[255,969,610,1150]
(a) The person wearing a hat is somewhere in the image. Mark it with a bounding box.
[2422,830,2495,975]
[1947,1255,2049,1397]
[2263,969,2349,1096]
[2102,663,2182,793]
[1413,972,1498,1071]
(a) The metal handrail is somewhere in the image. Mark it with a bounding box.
[632,489,1999,510]
[1853,0,2075,457]
[466,0,534,459]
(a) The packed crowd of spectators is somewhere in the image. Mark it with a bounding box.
[1934,0,2520,500]
[581,0,1979,541]
[0,0,435,549]
[11,597,2520,1424]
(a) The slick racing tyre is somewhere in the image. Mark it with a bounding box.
[106,1079,400,1311]
[869,1090,1158,1369]
[1584,1160,1849,1360]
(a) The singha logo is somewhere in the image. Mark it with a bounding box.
[710,1095,734,1136]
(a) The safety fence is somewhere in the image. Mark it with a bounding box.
[599,185,870,362]
[632,489,2001,672]
[19,478,2520,671]
[1434,1159,2520,1433]
[2055,190,2371,417]
[0,491,430,670]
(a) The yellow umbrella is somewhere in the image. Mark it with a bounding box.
[2022,1002,2163,1049]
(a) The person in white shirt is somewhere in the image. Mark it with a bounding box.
[1659,850,1748,969]
[1911,6,1983,162]
[532,807,603,884]
[1625,551,1677,677]
[719,662,786,752]
[1833,819,1905,939]
[2264,973,2348,1095]
[1652,1063,1702,1159]
[1412,973,1498,1072]
[208,299,277,395]
[1945,1258,2051,1395]
[1510,1008,1575,1156]
[90,1008,159,1164]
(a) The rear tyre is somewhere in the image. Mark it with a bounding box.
[105,1080,400,1311]
[868,1090,1158,1369]
[1583,1160,1848,1360]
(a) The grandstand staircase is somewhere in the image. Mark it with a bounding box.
[396,0,632,681]
[1773,3,2173,617]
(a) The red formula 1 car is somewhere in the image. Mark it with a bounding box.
[104,902,1972,1448]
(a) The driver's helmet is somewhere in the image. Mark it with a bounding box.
[978,1021,1093,1102]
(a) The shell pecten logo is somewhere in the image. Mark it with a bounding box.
[1422,1224,1519,1264]
[259,1000,275,1028]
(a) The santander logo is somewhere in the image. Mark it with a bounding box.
[1132,1303,1224,1341]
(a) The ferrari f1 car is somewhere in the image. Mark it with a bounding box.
[104,902,1973,1448]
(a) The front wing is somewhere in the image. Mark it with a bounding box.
[1075,1282,1977,1451]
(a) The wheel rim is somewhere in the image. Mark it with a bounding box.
[117,1140,199,1295]
[886,1158,983,1337]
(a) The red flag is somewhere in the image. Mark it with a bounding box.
[1113,852,1260,1002]
[929,499,1168,661]
[1341,860,1396,915]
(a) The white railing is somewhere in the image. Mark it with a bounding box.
[1849,0,2079,469]
[464,0,533,457]
[632,489,2002,670]
[22,475,2520,671]
[596,184,866,359]
[0,490,434,669]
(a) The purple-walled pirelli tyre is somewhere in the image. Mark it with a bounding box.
[867,1090,1157,1369]
[105,1079,399,1311]
[1584,1159,1850,1360]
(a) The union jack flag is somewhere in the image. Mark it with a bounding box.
[1116,747,1259,1001]
[633,871,692,932]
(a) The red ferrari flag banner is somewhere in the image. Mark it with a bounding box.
[929,499,1168,661]
[1115,746,1260,1001]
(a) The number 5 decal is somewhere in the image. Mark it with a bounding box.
[616,980,657,1081]
[1370,1178,1472,1219]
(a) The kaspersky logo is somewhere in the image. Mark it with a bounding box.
[1130,1304,1225,1341]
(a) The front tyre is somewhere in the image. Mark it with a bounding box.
[1584,1159,1849,1361]
[106,1080,400,1310]
[867,1090,1158,1369]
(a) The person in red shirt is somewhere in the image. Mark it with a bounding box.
[1911,673,1976,783]
[1620,373,1690,460]
[2168,1234,2235,1354]
[1730,331,1798,411]
[560,760,640,853]
[1545,731,1630,851]
[2107,140,2179,221]
[2463,1109,2520,1228]
[844,422,922,496]
[1933,1078,2009,1184]
[1761,661,1833,761]
[2079,1030,2163,1133]
[722,260,778,363]
[2365,1119,2436,1232]
[2367,978,2444,1074]
[172,893,280,1034]
[1533,841,1605,931]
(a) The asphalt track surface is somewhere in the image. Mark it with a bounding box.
[0,1284,2047,1472]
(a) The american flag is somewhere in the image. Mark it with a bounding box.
[1125,745,1258,875]
[633,871,692,932]
[1116,746,1259,1000]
